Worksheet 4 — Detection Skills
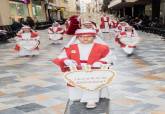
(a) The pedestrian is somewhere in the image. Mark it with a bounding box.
[11,18,22,33]
[133,18,143,30]
[26,16,35,29]
[14,25,40,57]
[0,30,8,41]
[52,28,113,108]
[19,18,25,25]
[33,16,38,30]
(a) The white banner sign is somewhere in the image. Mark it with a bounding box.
[64,69,116,91]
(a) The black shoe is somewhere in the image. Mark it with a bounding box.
[127,53,133,57]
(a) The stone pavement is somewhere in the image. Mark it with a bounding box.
[0,30,164,114]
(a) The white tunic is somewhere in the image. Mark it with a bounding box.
[121,31,140,54]
[101,17,110,33]
[78,43,93,60]
[48,26,63,43]
[16,33,39,56]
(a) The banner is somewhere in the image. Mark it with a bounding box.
[64,69,116,91]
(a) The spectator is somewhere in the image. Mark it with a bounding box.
[26,16,35,29]
[133,18,143,30]
[19,18,25,25]
[33,16,38,23]
[0,30,8,41]
[11,18,22,32]
[33,16,38,30]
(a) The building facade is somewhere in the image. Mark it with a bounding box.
[108,0,165,24]
[48,0,78,20]
[160,0,165,24]
[66,0,78,17]
[86,0,103,13]
[0,0,47,25]
[108,0,149,17]
[47,0,66,21]
[0,0,11,25]
[0,0,78,25]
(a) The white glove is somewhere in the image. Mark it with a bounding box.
[64,59,77,67]
[92,62,103,67]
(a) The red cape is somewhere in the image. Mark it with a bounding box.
[65,15,81,35]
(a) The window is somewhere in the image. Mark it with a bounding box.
[9,1,29,17]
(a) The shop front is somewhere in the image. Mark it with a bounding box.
[160,0,165,24]
[48,2,66,22]
[9,0,29,21]
[31,0,45,21]
[108,0,149,17]
[9,0,46,22]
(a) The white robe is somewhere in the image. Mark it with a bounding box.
[48,26,63,44]
[122,45,134,54]
[16,33,39,56]
[101,17,110,33]
[120,31,140,54]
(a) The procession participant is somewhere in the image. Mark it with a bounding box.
[115,21,130,45]
[52,29,113,108]
[100,12,111,33]
[110,19,119,29]
[14,25,40,57]
[65,15,81,35]
[65,21,107,50]
[108,18,119,39]
[48,22,64,44]
[116,21,129,32]
[118,26,140,56]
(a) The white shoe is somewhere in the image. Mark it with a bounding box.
[86,102,96,109]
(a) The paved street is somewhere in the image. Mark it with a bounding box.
[0,30,165,114]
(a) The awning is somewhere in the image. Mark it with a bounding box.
[125,0,138,2]
[108,0,149,9]
[108,0,122,8]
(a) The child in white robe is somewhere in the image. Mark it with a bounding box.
[48,22,64,44]
[14,26,40,57]
[53,29,114,108]
[100,13,111,33]
[118,26,140,56]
